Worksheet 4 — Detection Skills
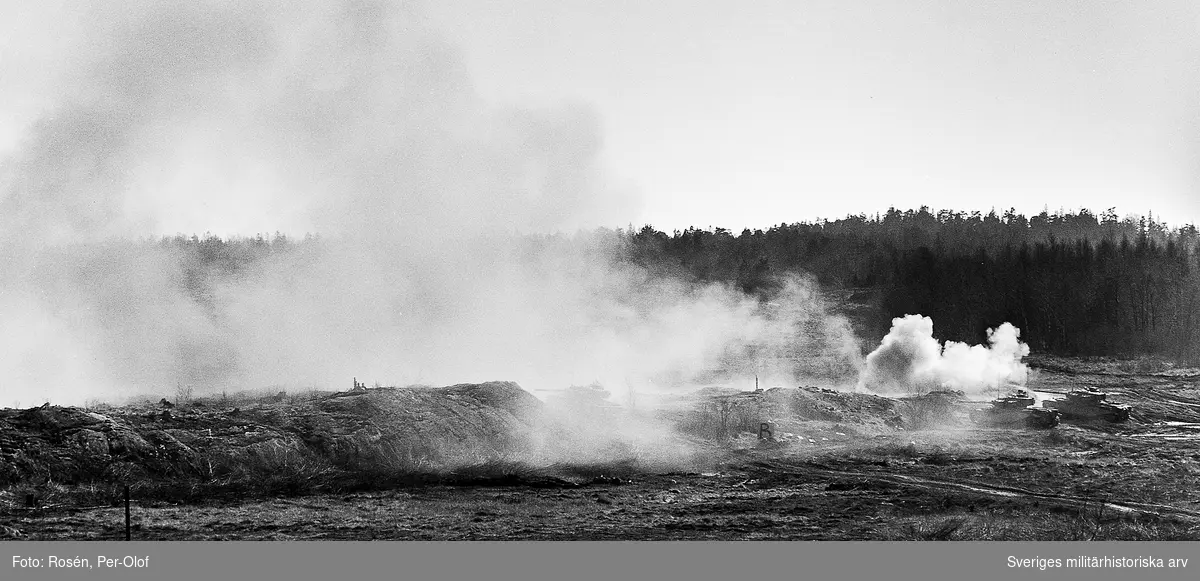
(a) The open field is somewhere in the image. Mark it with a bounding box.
[2,358,1199,541]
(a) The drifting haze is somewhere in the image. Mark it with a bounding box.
[857,314,1031,397]
[0,0,858,406]
[0,0,636,240]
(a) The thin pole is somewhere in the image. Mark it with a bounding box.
[124,485,131,541]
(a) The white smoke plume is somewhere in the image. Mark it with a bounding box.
[0,0,858,410]
[856,314,1031,396]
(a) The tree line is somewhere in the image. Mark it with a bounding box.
[155,207,1200,364]
[615,207,1200,364]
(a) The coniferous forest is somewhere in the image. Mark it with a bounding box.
[617,207,1200,364]
[162,207,1200,365]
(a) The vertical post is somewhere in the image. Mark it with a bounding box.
[124,485,131,541]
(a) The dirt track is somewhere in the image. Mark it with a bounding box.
[6,429,1199,541]
[748,457,1200,522]
[3,358,1200,540]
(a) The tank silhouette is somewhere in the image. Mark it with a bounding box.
[1043,388,1130,423]
[971,387,1060,429]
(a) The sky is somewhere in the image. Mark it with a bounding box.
[421,0,1200,231]
[1,0,1197,235]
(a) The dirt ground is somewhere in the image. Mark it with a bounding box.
[4,359,1200,541]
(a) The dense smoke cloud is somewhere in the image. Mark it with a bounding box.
[0,0,632,241]
[856,314,1030,396]
[0,0,856,408]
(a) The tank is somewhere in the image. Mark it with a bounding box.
[971,388,1060,429]
[1043,388,1131,423]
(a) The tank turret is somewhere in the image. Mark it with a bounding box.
[971,388,1060,429]
[1043,388,1130,423]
